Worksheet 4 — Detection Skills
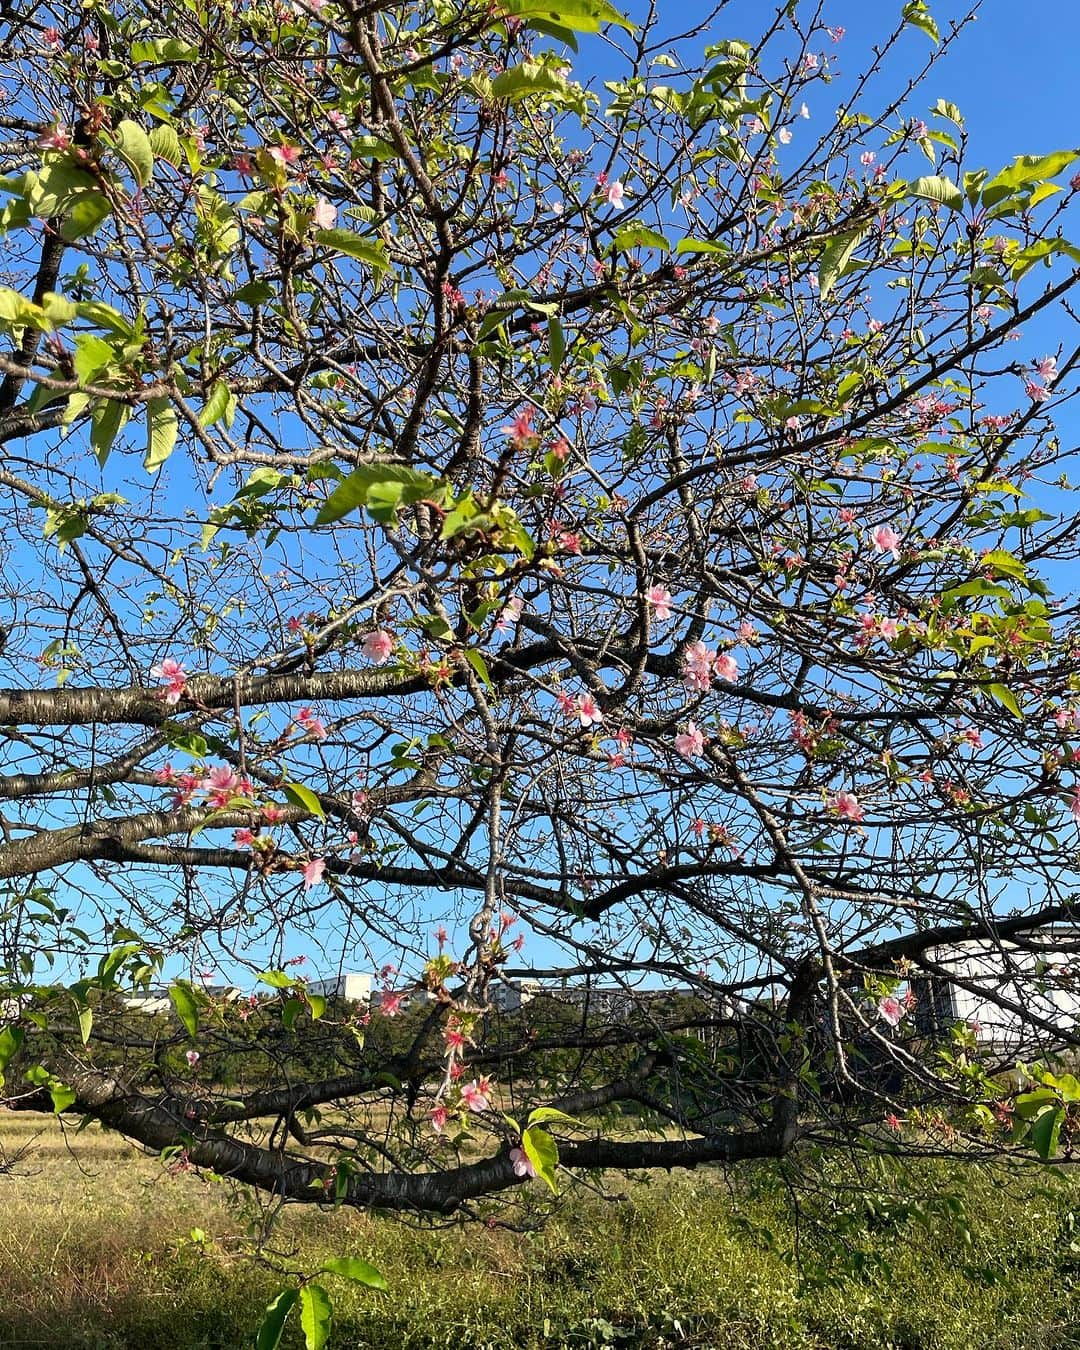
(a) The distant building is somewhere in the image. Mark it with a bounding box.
[122,989,172,1015]
[306,972,373,1003]
[913,928,1080,1052]
[123,983,241,1014]
[488,979,540,1013]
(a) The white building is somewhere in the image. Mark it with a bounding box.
[306,972,373,1003]
[122,990,173,1014]
[915,929,1080,1052]
[488,979,540,1013]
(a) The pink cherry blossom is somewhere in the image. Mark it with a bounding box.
[1071,791,1080,823]
[186,1050,200,1067]
[496,596,523,631]
[714,652,738,683]
[362,630,394,664]
[204,765,239,792]
[380,991,403,1017]
[878,995,904,1027]
[430,1105,451,1134]
[295,706,328,740]
[871,524,902,559]
[675,722,706,758]
[460,1078,491,1112]
[312,197,337,229]
[1034,355,1058,385]
[510,1146,537,1178]
[234,828,255,847]
[647,585,673,621]
[682,641,717,692]
[577,694,603,727]
[606,179,625,209]
[301,857,326,890]
[268,142,301,166]
[37,124,71,152]
[150,657,188,704]
[833,791,864,822]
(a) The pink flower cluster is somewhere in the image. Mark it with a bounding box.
[681,641,738,693]
[362,630,394,664]
[150,658,188,705]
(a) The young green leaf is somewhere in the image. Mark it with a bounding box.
[255,1288,298,1350]
[299,1281,333,1350]
[522,1124,560,1194]
[320,1256,388,1289]
[144,397,178,473]
[283,782,325,818]
[818,229,866,302]
[112,120,155,187]
[169,980,200,1039]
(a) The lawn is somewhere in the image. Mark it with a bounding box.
[2,1111,1079,1349]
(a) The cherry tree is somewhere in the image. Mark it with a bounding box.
[2,0,1080,1255]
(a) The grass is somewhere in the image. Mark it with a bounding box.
[2,1110,1080,1348]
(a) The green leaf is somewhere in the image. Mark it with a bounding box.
[908,175,964,211]
[256,1288,298,1350]
[50,1082,76,1113]
[307,993,327,1021]
[932,98,964,127]
[148,124,183,167]
[198,381,231,428]
[981,150,1079,207]
[73,334,114,385]
[59,193,113,241]
[282,996,302,1030]
[89,400,127,474]
[315,462,441,525]
[143,397,178,473]
[522,1124,559,1194]
[526,1106,582,1128]
[902,0,939,43]
[98,942,142,985]
[498,0,634,33]
[675,238,727,255]
[0,1025,24,1085]
[491,61,573,103]
[0,287,47,330]
[464,648,493,690]
[283,782,325,819]
[980,548,1027,580]
[77,1004,93,1046]
[313,228,389,272]
[259,969,297,990]
[169,980,200,1040]
[548,315,565,372]
[299,1282,333,1350]
[610,225,669,253]
[112,120,155,188]
[130,38,200,64]
[1030,1105,1064,1160]
[818,228,866,302]
[320,1256,388,1289]
[986,682,1022,720]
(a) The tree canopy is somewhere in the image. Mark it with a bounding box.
[3,0,1080,1241]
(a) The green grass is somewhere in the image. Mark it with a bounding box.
[3,1112,1080,1348]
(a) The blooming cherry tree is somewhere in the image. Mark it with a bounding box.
[0,0,1078,1249]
